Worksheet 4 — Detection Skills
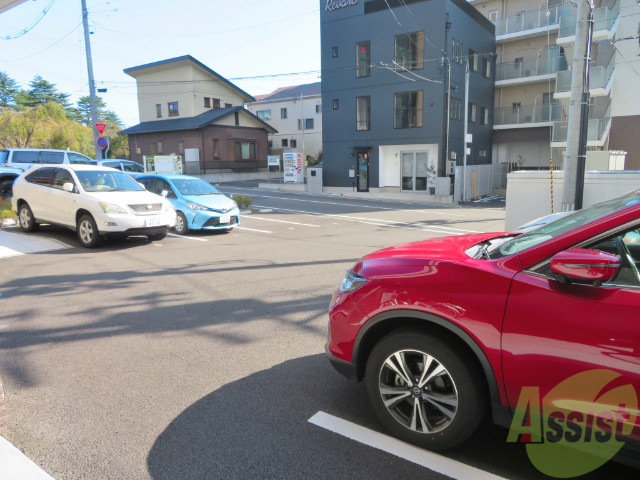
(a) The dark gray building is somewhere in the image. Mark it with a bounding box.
[320,0,495,199]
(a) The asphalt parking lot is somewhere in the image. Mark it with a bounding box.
[0,186,637,480]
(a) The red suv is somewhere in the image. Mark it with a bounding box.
[326,190,640,453]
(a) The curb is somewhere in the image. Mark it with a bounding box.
[0,375,7,435]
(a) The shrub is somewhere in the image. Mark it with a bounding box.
[233,195,253,209]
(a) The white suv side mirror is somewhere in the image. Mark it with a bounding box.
[63,182,75,193]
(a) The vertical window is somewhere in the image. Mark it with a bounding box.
[281,107,288,119]
[281,139,288,147]
[168,102,179,116]
[468,103,477,123]
[178,141,184,154]
[489,10,498,22]
[356,96,371,131]
[395,31,424,70]
[480,106,490,125]
[394,91,423,128]
[151,144,157,154]
[332,46,339,58]
[333,99,339,110]
[483,58,492,78]
[469,49,478,71]
[479,149,488,159]
[452,39,464,64]
[234,141,256,160]
[156,104,162,118]
[212,98,221,109]
[157,142,163,154]
[213,139,220,158]
[290,139,297,148]
[356,41,371,77]
[234,112,239,126]
[315,104,322,114]
[204,97,211,108]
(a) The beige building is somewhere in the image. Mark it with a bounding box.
[470,0,640,181]
[247,83,323,161]
[121,56,276,172]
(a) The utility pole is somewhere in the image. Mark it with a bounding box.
[463,59,469,202]
[441,14,452,178]
[81,0,103,159]
[561,0,593,211]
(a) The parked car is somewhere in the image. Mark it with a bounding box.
[87,159,145,177]
[1,148,93,200]
[137,174,239,235]
[326,190,640,452]
[11,165,175,247]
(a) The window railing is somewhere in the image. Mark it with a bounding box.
[494,4,570,36]
[552,102,611,142]
[555,51,615,93]
[494,102,563,125]
[496,55,568,82]
[558,0,619,38]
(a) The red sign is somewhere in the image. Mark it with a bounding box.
[95,123,106,134]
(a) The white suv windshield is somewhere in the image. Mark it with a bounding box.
[76,171,144,193]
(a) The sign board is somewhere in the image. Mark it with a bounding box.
[95,123,106,134]
[267,155,281,167]
[144,155,183,174]
[96,137,107,148]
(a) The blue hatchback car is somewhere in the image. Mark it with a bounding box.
[137,174,239,234]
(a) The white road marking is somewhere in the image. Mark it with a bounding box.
[235,226,272,234]
[222,188,462,215]
[245,216,320,228]
[0,435,56,479]
[167,233,208,242]
[253,205,481,234]
[308,412,510,480]
[0,230,70,258]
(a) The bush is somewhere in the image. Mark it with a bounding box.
[233,195,253,209]
[0,199,17,225]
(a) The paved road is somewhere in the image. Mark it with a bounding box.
[0,188,636,479]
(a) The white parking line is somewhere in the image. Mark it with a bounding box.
[0,435,56,480]
[245,216,320,228]
[308,412,509,480]
[166,233,208,242]
[235,226,273,234]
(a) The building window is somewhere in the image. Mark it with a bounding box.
[479,149,488,159]
[150,144,156,155]
[225,103,232,108]
[204,97,211,108]
[356,41,371,77]
[234,112,239,126]
[156,104,162,118]
[234,141,256,160]
[489,10,498,22]
[178,141,184,154]
[315,104,322,114]
[394,91,423,128]
[157,142,163,154]
[257,110,271,120]
[512,102,521,112]
[290,139,297,148]
[395,31,424,70]
[281,107,288,119]
[281,139,288,147]
[483,58,492,78]
[213,139,220,158]
[469,49,478,71]
[480,106,490,125]
[452,39,464,64]
[333,99,339,110]
[356,96,370,131]
[298,118,314,130]
[212,98,221,109]
[332,46,338,57]
[168,102,179,116]
[468,103,477,123]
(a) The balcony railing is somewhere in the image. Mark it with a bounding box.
[495,4,571,36]
[558,0,619,38]
[555,52,615,93]
[494,103,564,126]
[552,102,611,143]
[496,55,568,82]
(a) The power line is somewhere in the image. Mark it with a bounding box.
[1,0,57,40]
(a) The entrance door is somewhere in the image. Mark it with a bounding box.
[357,152,369,192]
[402,152,432,192]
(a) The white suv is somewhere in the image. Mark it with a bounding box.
[11,165,176,248]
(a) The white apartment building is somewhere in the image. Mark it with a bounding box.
[247,83,323,161]
[470,0,640,183]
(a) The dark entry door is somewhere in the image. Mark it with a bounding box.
[357,152,369,192]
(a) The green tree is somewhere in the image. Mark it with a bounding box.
[15,75,71,110]
[0,72,20,109]
[72,95,107,125]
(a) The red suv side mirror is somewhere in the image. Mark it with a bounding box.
[550,248,620,284]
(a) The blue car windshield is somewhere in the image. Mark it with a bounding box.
[77,170,144,192]
[172,178,220,196]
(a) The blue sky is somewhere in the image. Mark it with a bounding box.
[0,0,321,126]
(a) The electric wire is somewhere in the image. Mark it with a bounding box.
[0,0,56,40]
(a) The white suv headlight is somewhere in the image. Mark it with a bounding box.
[99,202,128,214]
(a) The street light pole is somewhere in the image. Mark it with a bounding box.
[80,0,102,160]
